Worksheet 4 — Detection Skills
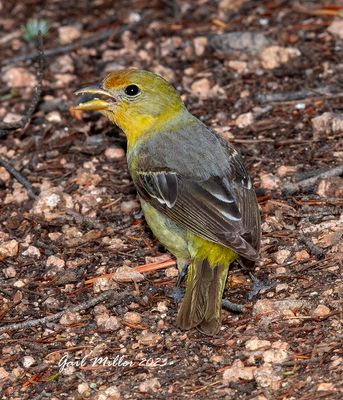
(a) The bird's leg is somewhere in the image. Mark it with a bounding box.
[222,274,275,313]
[176,263,188,287]
[247,273,275,300]
[221,299,244,313]
[169,262,188,303]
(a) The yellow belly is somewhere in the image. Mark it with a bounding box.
[140,200,237,268]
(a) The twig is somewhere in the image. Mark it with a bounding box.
[191,380,222,394]
[85,258,176,284]
[256,87,343,104]
[0,290,115,333]
[0,33,44,137]
[0,157,37,200]
[283,165,343,195]
[2,27,116,66]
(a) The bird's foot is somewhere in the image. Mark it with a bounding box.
[168,263,188,303]
[222,299,245,313]
[170,286,185,303]
[248,273,275,300]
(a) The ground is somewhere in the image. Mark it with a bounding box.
[0,1,342,399]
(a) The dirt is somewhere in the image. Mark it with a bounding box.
[0,1,342,399]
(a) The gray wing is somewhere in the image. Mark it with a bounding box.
[132,123,261,261]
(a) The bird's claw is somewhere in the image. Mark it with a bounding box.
[248,273,275,300]
[222,299,244,313]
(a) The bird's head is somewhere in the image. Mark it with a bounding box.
[74,69,185,147]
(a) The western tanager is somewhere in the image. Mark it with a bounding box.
[74,69,261,335]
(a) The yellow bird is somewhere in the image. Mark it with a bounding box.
[74,69,261,335]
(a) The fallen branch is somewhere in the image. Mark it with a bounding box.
[283,164,343,195]
[0,290,115,333]
[3,27,116,66]
[0,34,44,137]
[256,87,343,104]
[0,157,37,200]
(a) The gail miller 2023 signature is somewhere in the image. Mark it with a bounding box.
[58,354,169,372]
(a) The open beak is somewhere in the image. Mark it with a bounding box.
[73,84,114,111]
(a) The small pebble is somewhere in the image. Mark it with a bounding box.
[105,147,125,160]
[58,25,81,44]
[120,200,140,214]
[245,337,271,352]
[113,266,144,283]
[22,356,35,369]
[235,112,254,128]
[273,249,291,265]
[139,378,161,393]
[123,312,142,325]
[138,332,161,346]
[46,255,65,268]
[0,239,19,261]
[313,304,331,318]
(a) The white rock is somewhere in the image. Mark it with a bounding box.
[0,239,19,261]
[50,54,75,74]
[235,112,254,128]
[103,386,121,399]
[313,304,331,318]
[105,238,124,250]
[46,255,65,268]
[4,266,16,278]
[22,356,35,368]
[245,337,271,351]
[312,112,343,138]
[138,332,161,346]
[103,316,121,331]
[193,37,208,56]
[227,60,249,74]
[165,267,179,278]
[0,367,9,380]
[253,299,306,317]
[275,266,287,275]
[276,165,297,177]
[223,359,256,382]
[59,311,81,326]
[191,78,211,99]
[78,382,91,396]
[32,188,73,222]
[2,67,37,88]
[113,266,144,283]
[157,301,168,313]
[273,249,290,264]
[327,19,343,39]
[3,113,22,124]
[294,250,310,261]
[120,200,140,214]
[139,378,161,393]
[0,166,10,182]
[58,25,81,44]
[262,342,288,364]
[123,312,141,324]
[260,173,280,190]
[275,283,288,293]
[317,382,335,391]
[260,46,300,69]
[93,277,118,293]
[254,364,281,389]
[46,111,62,123]
[13,279,26,288]
[105,147,125,160]
[22,245,41,258]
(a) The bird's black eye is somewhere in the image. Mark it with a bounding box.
[124,84,140,96]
